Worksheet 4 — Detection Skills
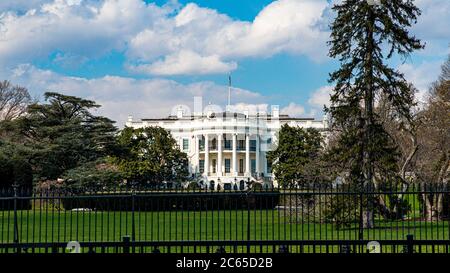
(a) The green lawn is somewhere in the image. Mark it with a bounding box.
[1,209,448,244]
[2,189,449,253]
[2,187,450,254]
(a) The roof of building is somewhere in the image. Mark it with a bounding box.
[137,111,319,122]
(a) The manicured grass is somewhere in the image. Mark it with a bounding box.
[1,209,448,244]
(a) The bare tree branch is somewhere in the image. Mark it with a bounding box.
[0,80,32,121]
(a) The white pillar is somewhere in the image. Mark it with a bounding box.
[262,151,267,177]
[232,133,237,176]
[245,134,250,176]
[204,134,209,176]
[217,133,223,176]
[256,135,260,178]
[195,135,200,174]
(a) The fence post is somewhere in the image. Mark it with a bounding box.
[131,184,136,245]
[12,182,20,253]
[406,234,414,254]
[358,188,364,241]
[123,235,131,254]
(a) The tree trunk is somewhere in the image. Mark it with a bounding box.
[423,194,441,221]
[424,195,434,221]
[363,210,374,228]
[423,158,450,221]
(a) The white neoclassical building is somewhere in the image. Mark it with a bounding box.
[125,105,328,190]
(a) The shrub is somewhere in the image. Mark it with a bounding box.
[187,182,200,191]
[61,190,281,211]
[251,183,263,191]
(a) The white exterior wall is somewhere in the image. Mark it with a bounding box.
[126,111,328,189]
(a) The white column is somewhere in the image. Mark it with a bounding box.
[204,134,209,176]
[245,134,250,176]
[195,135,200,174]
[217,133,223,176]
[262,151,267,177]
[256,135,260,178]
[232,133,237,176]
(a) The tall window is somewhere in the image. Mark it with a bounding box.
[199,138,205,151]
[251,159,256,173]
[199,160,205,173]
[238,140,245,150]
[239,159,244,173]
[224,139,232,149]
[266,156,272,173]
[225,159,231,173]
[182,138,189,151]
[212,159,217,173]
[250,140,256,151]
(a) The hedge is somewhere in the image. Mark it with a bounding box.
[61,191,281,211]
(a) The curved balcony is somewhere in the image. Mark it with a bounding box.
[199,143,257,152]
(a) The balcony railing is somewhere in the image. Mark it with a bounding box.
[199,144,257,152]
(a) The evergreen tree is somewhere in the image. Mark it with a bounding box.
[10,92,118,181]
[327,0,424,227]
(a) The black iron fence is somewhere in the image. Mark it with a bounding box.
[1,182,449,253]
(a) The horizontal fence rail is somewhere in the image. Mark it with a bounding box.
[1,182,449,253]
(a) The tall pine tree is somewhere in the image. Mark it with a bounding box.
[327,0,423,228]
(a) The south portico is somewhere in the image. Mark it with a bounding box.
[194,131,271,190]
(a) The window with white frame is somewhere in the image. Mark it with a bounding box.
[199,160,205,173]
[251,159,256,173]
[182,138,189,151]
[225,159,231,173]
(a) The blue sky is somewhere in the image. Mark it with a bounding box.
[0,0,448,125]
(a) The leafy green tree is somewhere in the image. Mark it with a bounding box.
[326,0,424,227]
[10,92,118,181]
[113,126,189,187]
[267,125,323,187]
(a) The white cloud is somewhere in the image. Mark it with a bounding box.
[398,61,443,101]
[308,85,332,109]
[128,0,331,73]
[0,0,331,75]
[281,103,305,117]
[5,64,268,126]
[277,85,332,118]
[129,50,237,75]
[0,0,172,65]
[1,0,447,76]
[410,0,450,57]
[414,0,450,40]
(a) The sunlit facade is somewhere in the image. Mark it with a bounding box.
[126,106,328,190]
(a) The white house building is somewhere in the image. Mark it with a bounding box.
[125,105,328,190]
